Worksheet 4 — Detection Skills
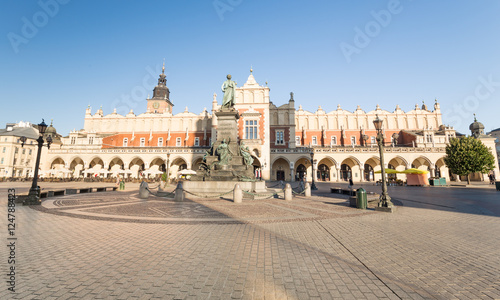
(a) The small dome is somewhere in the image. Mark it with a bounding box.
[46,125,56,134]
[46,120,57,134]
[469,115,485,137]
[469,120,485,131]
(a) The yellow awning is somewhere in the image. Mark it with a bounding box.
[374,168,429,174]
[374,169,399,174]
[400,168,429,174]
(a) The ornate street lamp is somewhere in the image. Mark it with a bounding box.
[373,115,395,212]
[24,119,52,206]
[310,149,318,190]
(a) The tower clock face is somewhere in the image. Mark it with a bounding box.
[153,102,160,109]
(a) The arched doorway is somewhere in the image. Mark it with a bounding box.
[296,164,306,180]
[69,157,84,178]
[129,157,145,178]
[317,164,330,181]
[272,158,290,181]
[340,164,351,181]
[388,164,396,179]
[364,164,374,181]
[108,157,125,178]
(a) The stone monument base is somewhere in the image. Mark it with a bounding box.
[183,181,267,198]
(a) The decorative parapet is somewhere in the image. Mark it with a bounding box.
[48,147,210,155]
[271,146,446,154]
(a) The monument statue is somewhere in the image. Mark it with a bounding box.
[240,142,253,166]
[221,74,237,108]
[203,143,214,162]
[216,139,233,165]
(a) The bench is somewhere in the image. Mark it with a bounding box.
[330,187,342,194]
[66,188,78,195]
[330,187,356,196]
[48,190,65,197]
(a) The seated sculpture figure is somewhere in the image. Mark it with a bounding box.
[240,142,253,166]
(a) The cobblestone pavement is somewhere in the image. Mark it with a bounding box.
[1,181,499,299]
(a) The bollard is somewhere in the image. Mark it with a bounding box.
[138,181,149,199]
[174,182,184,202]
[284,183,292,201]
[233,184,242,203]
[304,182,311,197]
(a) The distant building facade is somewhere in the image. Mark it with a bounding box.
[26,67,499,182]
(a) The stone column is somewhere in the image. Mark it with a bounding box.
[290,168,295,182]
[359,164,364,182]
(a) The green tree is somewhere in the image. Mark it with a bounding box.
[444,137,495,184]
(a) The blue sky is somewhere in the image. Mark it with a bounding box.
[1,0,499,136]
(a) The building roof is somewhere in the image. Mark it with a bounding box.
[0,126,39,139]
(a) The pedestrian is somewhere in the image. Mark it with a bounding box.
[489,173,495,185]
[348,177,353,190]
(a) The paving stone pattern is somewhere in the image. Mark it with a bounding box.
[0,182,499,299]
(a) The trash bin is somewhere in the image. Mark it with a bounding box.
[356,188,367,209]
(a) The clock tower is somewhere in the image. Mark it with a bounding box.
[147,62,173,114]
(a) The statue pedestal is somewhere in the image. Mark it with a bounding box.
[214,108,240,154]
[190,107,256,182]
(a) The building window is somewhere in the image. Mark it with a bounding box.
[2,147,5,153]
[276,130,284,145]
[312,136,317,145]
[209,137,212,146]
[371,136,376,144]
[22,149,25,155]
[140,138,145,147]
[89,137,94,145]
[71,137,76,144]
[123,138,128,147]
[158,137,163,147]
[295,136,301,146]
[29,149,32,155]
[426,134,433,143]
[194,137,200,147]
[0,158,3,164]
[351,136,356,145]
[15,148,18,154]
[331,136,337,145]
[245,120,258,139]
[176,137,182,147]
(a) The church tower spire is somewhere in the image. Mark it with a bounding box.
[147,60,173,114]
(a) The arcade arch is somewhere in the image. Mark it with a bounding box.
[129,157,145,178]
[69,157,84,178]
[272,157,290,181]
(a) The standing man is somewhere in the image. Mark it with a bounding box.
[221,74,237,108]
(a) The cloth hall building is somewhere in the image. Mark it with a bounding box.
[40,67,499,183]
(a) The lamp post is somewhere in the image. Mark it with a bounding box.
[166,152,171,186]
[310,149,318,190]
[24,120,52,206]
[373,115,395,212]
